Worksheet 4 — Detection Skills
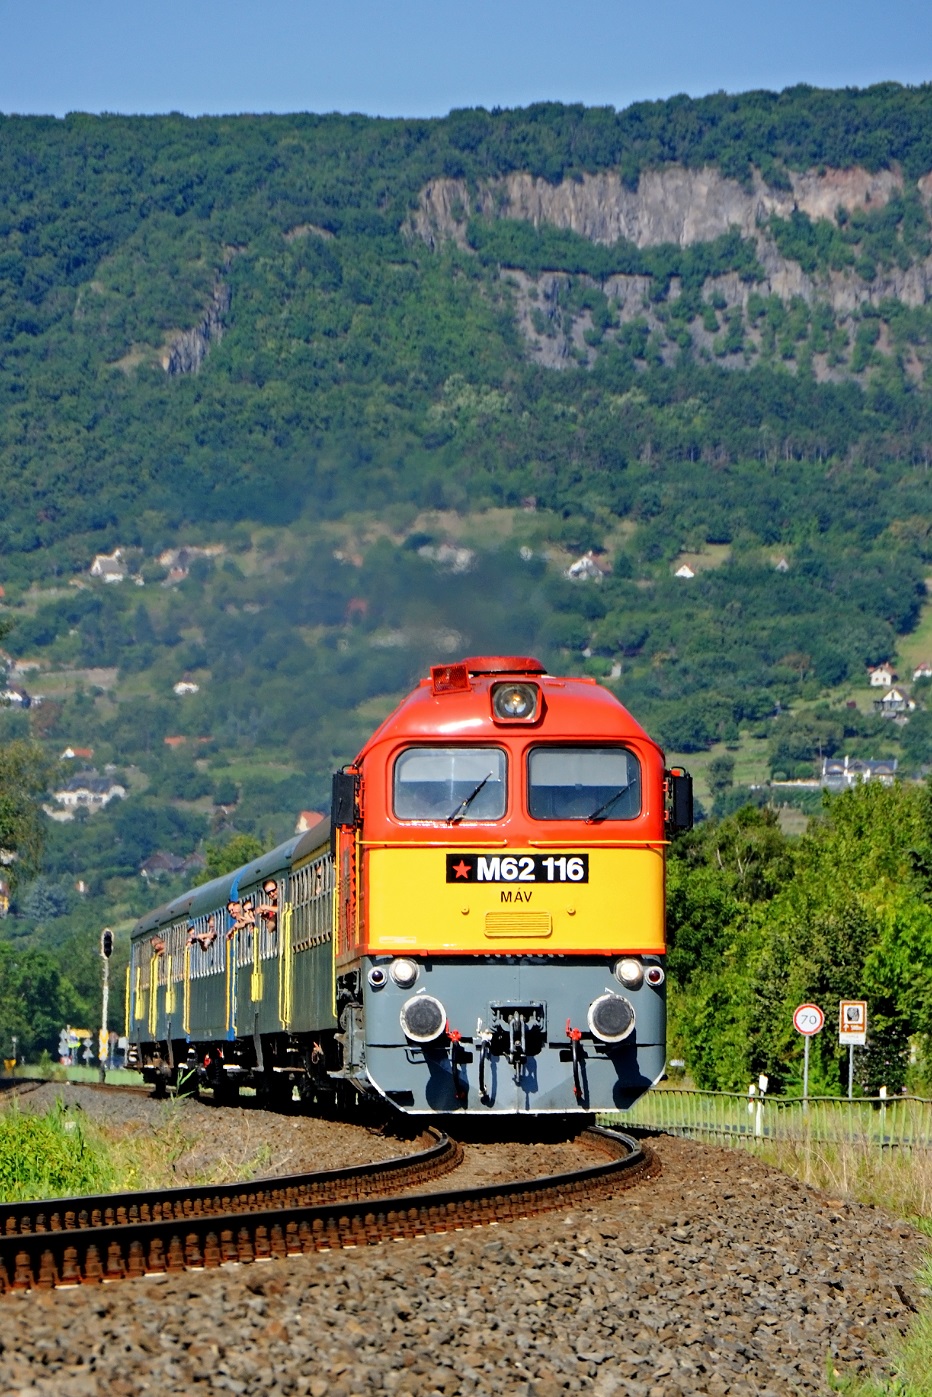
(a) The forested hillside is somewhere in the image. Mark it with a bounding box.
[1,86,931,1082]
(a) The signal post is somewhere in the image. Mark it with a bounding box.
[99,928,113,1083]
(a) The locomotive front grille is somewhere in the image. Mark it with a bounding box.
[483,911,552,938]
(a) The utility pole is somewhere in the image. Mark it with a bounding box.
[99,928,113,1084]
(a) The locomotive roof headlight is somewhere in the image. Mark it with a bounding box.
[646,965,665,988]
[400,994,447,1044]
[614,958,644,989]
[491,682,540,723]
[588,993,636,1043]
[367,966,387,989]
[390,957,419,988]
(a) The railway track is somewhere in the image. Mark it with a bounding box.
[0,1126,654,1294]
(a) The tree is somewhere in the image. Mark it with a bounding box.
[198,834,265,883]
[0,945,83,1059]
[0,742,53,889]
[707,754,735,798]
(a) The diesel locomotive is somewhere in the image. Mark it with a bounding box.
[127,656,692,1115]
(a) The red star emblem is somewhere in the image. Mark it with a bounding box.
[452,859,471,879]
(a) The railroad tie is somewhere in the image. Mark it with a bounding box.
[166,1235,186,1272]
[185,1232,204,1268]
[127,1241,146,1278]
[237,1227,254,1263]
[37,1249,58,1289]
[12,1251,34,1290]
[82,1244,103,1284]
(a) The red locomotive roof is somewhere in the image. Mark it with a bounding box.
[460,656,546,675]
[356,658,658,761]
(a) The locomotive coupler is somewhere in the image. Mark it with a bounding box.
[489,1002,546,1084]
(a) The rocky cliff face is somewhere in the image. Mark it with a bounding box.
[162,282,231,376]
[408,165,932,374]
[410,165,907,251]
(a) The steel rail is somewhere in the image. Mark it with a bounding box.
[0,1126,654,1294]
[0,1127,458,1241]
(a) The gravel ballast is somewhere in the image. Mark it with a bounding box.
[0,1111,925,1396]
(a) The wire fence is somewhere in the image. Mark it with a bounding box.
[604,1088,932,1150]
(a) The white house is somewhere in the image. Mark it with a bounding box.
[53,772,126,813]
[173,680,200,696]
[566,551,605,581]
[0,684,31,708]
[868,664,896,688]
[674,565,695,580]
[913,661,932,682]
[821,756,898,790]
[89,550,127,583]
[874,686,916,717]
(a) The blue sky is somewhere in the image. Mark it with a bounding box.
[1,0,930,118]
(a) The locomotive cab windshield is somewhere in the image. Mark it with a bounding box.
[393,746,507,822]
[527,745,641,822]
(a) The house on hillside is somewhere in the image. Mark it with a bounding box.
[868,663,896,688]
[674,564,695,580]
[566,551,606,581]
[90,550,127,583]
[173,680,200,696]
[296,810,325,834]
[140,851,205,882]
[874,686,916,718]
[60,746,94,761]
[821,756,898,791]
[913,662,932,682]
[0,684,31,708]
[52,770,126,814]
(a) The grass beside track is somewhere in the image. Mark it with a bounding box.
[0,1102,117,1202]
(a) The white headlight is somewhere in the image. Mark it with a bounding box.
[614,958,643,988]
[390,958,419,988]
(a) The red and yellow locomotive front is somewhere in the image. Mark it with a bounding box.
[331,656,687,1114]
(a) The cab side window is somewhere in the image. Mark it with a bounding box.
[528,746,641,821]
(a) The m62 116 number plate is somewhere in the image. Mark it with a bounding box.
[446,854,589,884]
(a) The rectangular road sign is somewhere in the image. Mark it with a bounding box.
[839,999,867,1046]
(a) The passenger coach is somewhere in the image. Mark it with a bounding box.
[128,656,692,1115]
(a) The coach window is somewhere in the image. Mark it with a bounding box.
[393,747,507,822]
[528,746,641,821]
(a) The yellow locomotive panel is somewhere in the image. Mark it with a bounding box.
[362,846,665,956]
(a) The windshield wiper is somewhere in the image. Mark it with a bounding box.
[585,787,630,824]
[447,772,494,824]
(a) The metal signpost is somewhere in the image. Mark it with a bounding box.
[839,1000,867,1099]
[99,928,113,1084]
[793,1003,825,1107]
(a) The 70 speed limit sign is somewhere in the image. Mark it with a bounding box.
[793,1003,825,1036]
